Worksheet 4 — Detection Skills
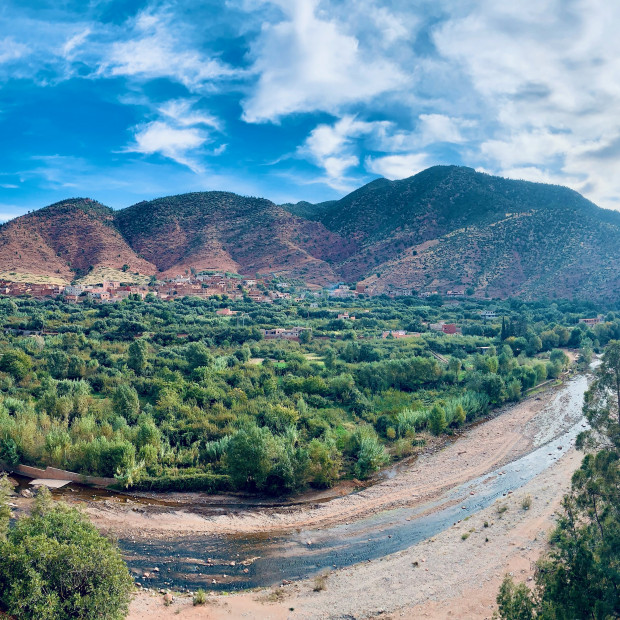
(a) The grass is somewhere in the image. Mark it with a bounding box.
[521,495,532,510]
[77,267,150,286]
[264,589,287,602]
[461,532,470,540]
[313,573,328,592]
[0,271,68,285]
[193,589,207,606]
[497,504,508,516]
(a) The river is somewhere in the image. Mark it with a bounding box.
[118,373,590,592]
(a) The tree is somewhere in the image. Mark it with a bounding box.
[0,350,32,380]
[0,487,133,619]
[496,340,620,619]
[112,384,140,422]
[448,357,462,383]
[582,339,620,447]
[128,339,149,375]
[351,427,389,479]
[429,404,447,436]
[454,404,466,427]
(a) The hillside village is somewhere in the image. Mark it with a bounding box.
[0,271,470,304]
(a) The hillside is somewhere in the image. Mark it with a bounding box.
[302,166,620,299]
[114,192,355,283]
[0,198,155,284]
[1,167,620,298]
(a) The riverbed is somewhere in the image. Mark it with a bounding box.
[105,373,589,592]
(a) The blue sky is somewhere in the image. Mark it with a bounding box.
[1,0,619,219]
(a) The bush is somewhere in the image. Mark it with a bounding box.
[351,428,389,479]
[193,589,207,606]
[0,487,133,619]
[127,473,231,493]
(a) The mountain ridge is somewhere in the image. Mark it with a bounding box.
[1,166,619,299]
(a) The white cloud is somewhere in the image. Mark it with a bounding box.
[432,0,620,207]
[125,122,208,173]
[62,29,91,59]
[122,96,226,172]
[241,0,408,122]
[98,7,239,89]
[158,100,221,130]
[365,153,431,180]
[418,114,474,145]
[0,37,29,64]
[299,115,392,188]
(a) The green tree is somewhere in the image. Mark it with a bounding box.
[0,487,133,619]
[128,339,149,375]
[112,384,140,423]
[429,404,447,436]
[496,341,620,619]
[582,339,620,446]
[454,404,466,427]
[0,350,32,380]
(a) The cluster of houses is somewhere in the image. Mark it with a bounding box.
[0,282,65,298]
[0,274,298,304]
[338,283,470,299]
[428,322,462,335]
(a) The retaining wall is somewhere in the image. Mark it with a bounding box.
[9,464,115,488]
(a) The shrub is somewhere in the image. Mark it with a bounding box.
[127,473,231,493]
[193,589,207,606]
[313,574,328,592]
[521,495,532,510]
[0,487,133,619]
[351,427,389,479]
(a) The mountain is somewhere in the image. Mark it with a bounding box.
[0,198,155,283]
[1,166,620,299]
[114,192,355,283]
[298,166,620,299]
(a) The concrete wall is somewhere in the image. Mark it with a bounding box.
[12,464,115,488]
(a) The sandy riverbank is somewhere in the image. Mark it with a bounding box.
[127,442,581,619]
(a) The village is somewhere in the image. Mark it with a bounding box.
[0,271,475,305]
[0,273,296,304]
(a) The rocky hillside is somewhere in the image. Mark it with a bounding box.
[1,167,620,298]
[114,192,355,283]
[296,166,620,299]
[0,199,155,283]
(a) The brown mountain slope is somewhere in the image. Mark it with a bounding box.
[114,192,356,283]
[2,167,620,299]
[0,199,156,283]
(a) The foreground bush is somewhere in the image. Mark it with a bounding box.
[0,483,133,620]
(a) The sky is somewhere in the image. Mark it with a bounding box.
[1,0,620,220]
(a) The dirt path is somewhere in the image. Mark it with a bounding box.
[127,443,582,619]
[86,375,585,539]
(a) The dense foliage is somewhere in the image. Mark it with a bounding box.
[0,484,133,619]
[0,293,616,495]
[496,341,620,619]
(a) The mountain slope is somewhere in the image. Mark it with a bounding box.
[115,192,355,283]
[1,167,620,299]
[0,198,156,283]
